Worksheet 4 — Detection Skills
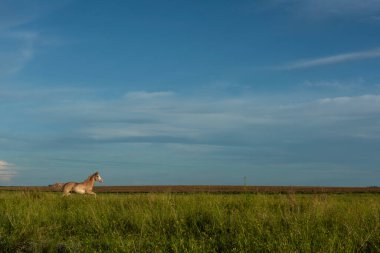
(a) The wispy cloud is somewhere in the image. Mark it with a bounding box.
[301,79,366,92]
[28,89,380,147]
[0,1,69,76]
[0,31,38,75]
[0,1,70,31]
[280,48,380,70]
[262,0,380,20]
[124,91,175,100]
[298,0,380,20]
[2,85,379,149]
[0,86,98,102]
[0,160,16,182]
[2,87,380,185]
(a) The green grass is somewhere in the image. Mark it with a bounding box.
[0,192,379,252]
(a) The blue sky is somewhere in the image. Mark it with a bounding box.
[1,0,380,186]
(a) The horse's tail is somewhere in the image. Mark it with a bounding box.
[49,182,65,191]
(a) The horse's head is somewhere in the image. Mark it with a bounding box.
[94,171,104,183]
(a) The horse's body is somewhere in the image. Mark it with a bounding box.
[62,171,103,196]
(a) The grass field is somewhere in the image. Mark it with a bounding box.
[0,191,379,252]
[2,185,380,194]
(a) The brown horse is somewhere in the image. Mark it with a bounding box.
[62,171,103,196]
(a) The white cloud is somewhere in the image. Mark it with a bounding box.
[2,87,380,186]
[3,84,380,151]
[316,94,380,114]
[32,90,380,146]
[0,30,39,75]
[264,0,380,20]
[302,79,364,91]
[0,1,68,76]
[0,160,10,167]
[0,86,98,102]
[84,124,200,140]
[0,160,16,182]
[280,48,380,70]
[124,91,175,100]
[299,0,380,19]
[0,1,69,31]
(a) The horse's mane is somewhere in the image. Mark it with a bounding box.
[87,171,99,180]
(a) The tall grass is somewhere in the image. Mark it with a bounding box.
[0,192,379,252]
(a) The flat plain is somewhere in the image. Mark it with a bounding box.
[1,185,380,193]
[0,188,379,252]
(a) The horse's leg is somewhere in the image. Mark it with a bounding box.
[86,191,97,197]
[62,188,71,196]
[62,183,74,197]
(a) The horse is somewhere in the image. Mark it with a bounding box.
[62,171,103,196]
